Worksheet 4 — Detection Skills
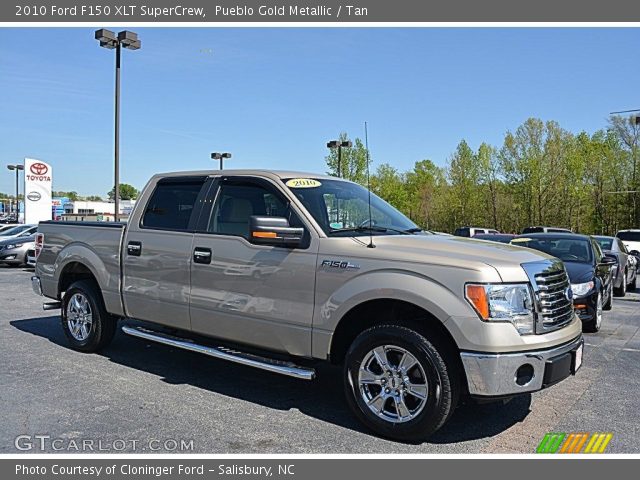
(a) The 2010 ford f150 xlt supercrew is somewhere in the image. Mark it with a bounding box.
[31,170,583,441]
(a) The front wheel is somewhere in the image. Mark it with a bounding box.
[61,280,117,352]
[344,325,458,442]
[584,291,603,333]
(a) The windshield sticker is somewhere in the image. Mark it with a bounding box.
[285,178,322,188]
[330,222,344,229]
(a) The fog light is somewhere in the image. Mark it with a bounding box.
[515,364,535,386]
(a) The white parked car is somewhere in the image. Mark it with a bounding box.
[616,230,640,256]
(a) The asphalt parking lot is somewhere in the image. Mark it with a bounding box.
[1,265,639,454]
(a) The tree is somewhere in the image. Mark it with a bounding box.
[608,115,640,224]
[477,143,501,230]
[86,195,103,202]
[404,159,445,230]
[371,163,408,212]
[108,184,139,201]
[448,140,481,228]
[52,191,79,201]
[325,132,369,185]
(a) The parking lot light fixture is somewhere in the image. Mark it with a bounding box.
[211,152,232,170]
[95,29,141,222]
[7,164,24,222]
[326,139,353,178]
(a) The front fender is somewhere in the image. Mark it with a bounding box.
[311,269,473,358]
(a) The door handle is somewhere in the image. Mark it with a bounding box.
[127,241,142,256]
[193,247,212,264]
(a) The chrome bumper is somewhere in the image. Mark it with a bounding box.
[31,276,43,296]
[460,335,584,397]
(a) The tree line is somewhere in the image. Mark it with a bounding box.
[325,116,640,235]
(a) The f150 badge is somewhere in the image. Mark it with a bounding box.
[321,259,360,270]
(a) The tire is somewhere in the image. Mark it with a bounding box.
[628,273,637,291]
[614,271,627,297]
[61,280,117,352]
[603,282,613,311]
[584,291,603,333]
[344,324,458,443]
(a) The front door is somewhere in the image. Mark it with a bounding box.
[189,176,318,357]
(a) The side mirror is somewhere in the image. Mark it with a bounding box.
[249,216,303,248]
[630,250,640,257]
[601,254,617,266]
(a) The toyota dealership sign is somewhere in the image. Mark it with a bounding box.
[24,157,52,224]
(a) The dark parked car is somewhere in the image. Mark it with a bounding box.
[594,235,637,294]
[511,233,615,332]
[473,233,517,244]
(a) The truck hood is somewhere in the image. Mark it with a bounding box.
[356,234,554,281]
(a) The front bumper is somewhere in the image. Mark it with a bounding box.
[460,334,584,397]
[573,291,598,323]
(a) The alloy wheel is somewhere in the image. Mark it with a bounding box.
[66,293,93,341]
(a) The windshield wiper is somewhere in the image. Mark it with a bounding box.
[404,227,423,233]
[329,226,411,235]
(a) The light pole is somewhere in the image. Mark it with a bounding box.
[7,164,24,222]
[95,29,141,221]
[211,152,232,170]
[326,140,352,225]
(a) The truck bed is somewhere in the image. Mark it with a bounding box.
[36,221,126,316]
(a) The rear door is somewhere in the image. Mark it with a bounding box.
[122,176,209,330]
[188,176,318,357]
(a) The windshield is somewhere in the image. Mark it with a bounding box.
[511,236,593,263]
[283,178,419,236]
[594,237,613,251]
[617,231,640,242]
[0,225,31,237]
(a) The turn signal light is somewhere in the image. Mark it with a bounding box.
[465,284,489,319]
[252,231,277,238]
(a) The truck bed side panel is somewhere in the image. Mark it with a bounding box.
[36,222,126,316]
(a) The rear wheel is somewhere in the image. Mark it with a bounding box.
[61,280,117,352]
[614,271,627,297]
[344,325,458,442]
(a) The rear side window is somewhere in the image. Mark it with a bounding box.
[454,227,470,237]
[617,231,640,242]
[522,227,543,234]
[142,178,206,231]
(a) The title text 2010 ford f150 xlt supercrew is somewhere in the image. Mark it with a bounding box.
[31,170,583,441]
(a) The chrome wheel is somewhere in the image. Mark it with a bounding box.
[66,293,93,341]
[358,345,428,424]
[596,292,603,330]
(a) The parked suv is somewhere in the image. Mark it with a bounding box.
[32,170,584,441]
[453,226,499,237]
[616,229,640,256]
[522,226,572,234]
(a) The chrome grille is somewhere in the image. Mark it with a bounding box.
[522,260,575,333]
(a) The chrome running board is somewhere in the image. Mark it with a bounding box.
[121,325,316,380]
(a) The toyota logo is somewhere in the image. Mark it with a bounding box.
[27,191,41,202]
[30,162,48,175]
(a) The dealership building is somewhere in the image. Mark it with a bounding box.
[60,199,136,222]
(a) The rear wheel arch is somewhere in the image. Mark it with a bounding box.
[58,261,101,298]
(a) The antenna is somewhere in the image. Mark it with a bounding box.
[364,121,375,249]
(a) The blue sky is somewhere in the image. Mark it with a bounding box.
[0,27,638,197]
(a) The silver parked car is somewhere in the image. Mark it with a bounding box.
[0,233,36,266]
[594,235,637,294]
[0,224,37,239]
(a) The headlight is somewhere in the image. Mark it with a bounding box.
[465,283,535,335]
[571,281,594,297]
[5,243,23,250]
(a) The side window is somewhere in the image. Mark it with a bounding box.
[142,179,206,231]
[208,181,298,239]
[618,239,628,254]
